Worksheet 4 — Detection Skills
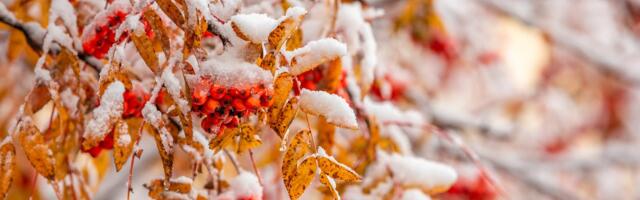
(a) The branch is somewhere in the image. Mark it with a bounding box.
[0,3,103,72]
[478,0,640,86]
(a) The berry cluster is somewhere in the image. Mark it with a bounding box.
[296,68,347,92]
[191,77,273,135]
[445,172,497,200]
[82,9,153,59]
[371,73,407,101]
[83,89,150,157]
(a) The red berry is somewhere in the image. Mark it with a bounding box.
[86,146,103,158]
[245,96,261,110]
[210,84,226,100]
[192,82,210,106]
[99,132,114,149]
[203,99,220,114]
[232,99,246,112]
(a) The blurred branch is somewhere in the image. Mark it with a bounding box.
[478,0,640,85]
[0,3,103,72]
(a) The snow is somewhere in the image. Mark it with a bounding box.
[285,6,307,19]
[401,189,431,200]
[161,67,189,113]
[317,147,359,177]
[199,54,273,88]
[365,151,458,192]
[172,176,193,184]
[43,24,74,53]
[34,64,52,83]
[230,13,278,43]
[117,133,131,146]
[81,0,132,43]
[60,88,79,115]
[50,0,79,44]
[299,89,358,129]
[283,38,347,75]
[85,81,126,141]
[229,172,263,200]
[186,55,200,72]
[142,103,163,126]
[0,3,17,25]
[364,98,424,126]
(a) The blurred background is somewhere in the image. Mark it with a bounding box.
[2,0,640,199]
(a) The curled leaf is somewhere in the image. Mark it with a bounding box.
[319,174,340,200]
[16,119,55,180]
[113,119,133,171]
[286,155,317,200]
[282,130,312,190]
[236,124,262,154]
[317,148,361,182]
[271,97,298,138]
[0,138,15,199]
[131,32,159,74]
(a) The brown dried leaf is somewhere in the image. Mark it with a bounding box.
[145,179,164,199]
[236,124,262,154]
[286,155,317,200]
[317,153,361,182]
[271,97,298,138]
[0,138,15,199]
[319,173,340,200]
[146,124,174,182]
[155,0,186,28]
[143,9,171,56]
[259,52,277,74]
[131,32,159,74]
[113,120,132,171]
[16,119,55,180]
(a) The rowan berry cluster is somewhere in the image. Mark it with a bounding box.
[83,89,150,157]
[191,77,273,135]
[82,8,153,59]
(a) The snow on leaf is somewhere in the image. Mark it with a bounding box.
[366,151,458,195]
[16,119,55,180]
[168,176,193,193]
[146,123,175,183]
[143,9,171,55]
[320,173,341,200]
[284,38,347,76]
[83,81,125,150]
[299,89,358,129]
[317,147,361,182]
[200,55,273,88]
[113,119,133,171]
[401,189,432,200]
[0,137,15,199]
[231,13,278,43]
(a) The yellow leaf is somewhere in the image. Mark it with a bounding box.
[155,0,186,28]
[286,155,317,200]
[168,177,192,194]
[319,174,340,200]
[236,123,262,154]
[317,150,361,182]
[268,72,293,130]
[231,21,252,42]
[113,119,133,171]
[208,127,239,153]
[131,32,159,74]
[286,29,303,51]
[0,138,15,199]
[282,130,312,189]
[16,119,55,180]
[271,97,298,138]
[144,179,164,199]
[268,16,303,51]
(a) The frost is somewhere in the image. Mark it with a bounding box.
[50,0,79,45]
[300,89,358,129]
[365,151,457,192]
[186,55,200,72]
[231,13,278,43]
[283,38,347,75]
[228,172,263,200]
[84,81,125,141]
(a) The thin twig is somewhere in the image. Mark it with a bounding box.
[248,149,265,187]
[223,149,241,174]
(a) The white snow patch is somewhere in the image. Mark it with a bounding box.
[229,172,263,200]
[283,38,347,75]
[230,13,278,43]
[84,81,125,142]
[299,89,358,129]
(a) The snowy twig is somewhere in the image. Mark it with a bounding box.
[0,3,103,72]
